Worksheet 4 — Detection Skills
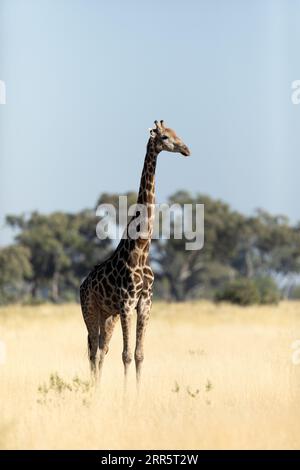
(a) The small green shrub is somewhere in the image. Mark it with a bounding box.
[290,285,300,300]
[215,276,281,306]
[215,278,260,305]
[255,276,280,305]
[37,373,92,406]
[22,296,46,306]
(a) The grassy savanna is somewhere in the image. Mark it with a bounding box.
[0,301,300,450]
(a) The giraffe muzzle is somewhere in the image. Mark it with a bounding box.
[180,145,191,157]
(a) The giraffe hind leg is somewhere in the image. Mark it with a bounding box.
[87,333,98,377]
[98,315,119,380]
[80,297,99,380]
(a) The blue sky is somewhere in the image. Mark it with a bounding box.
[0,0,300,245]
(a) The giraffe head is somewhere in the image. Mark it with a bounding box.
[149,120,191,157]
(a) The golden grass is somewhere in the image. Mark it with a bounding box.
[0,301,300,450]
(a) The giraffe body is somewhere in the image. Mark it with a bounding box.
[80,120,190,386]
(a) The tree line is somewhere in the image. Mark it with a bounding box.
[1,190,300,305]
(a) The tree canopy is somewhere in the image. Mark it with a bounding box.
[1,191,299,305]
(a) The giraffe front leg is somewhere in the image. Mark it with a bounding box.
[120,307,133,390]
[135,294,151,389]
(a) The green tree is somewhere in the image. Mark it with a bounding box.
[0,245,32,304]
[6,210,112,302]
[153,192,241,300]
[3,192,299,304]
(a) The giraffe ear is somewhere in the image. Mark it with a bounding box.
[149,128,156,138]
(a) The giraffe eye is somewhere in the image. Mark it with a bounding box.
[161,135,168,140]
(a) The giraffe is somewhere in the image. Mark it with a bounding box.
[80,120,190,387]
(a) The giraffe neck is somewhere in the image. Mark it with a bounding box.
[113,139,158,267]
[134,138,158,248]
[137,138,157,209]
[127,139,158,254]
